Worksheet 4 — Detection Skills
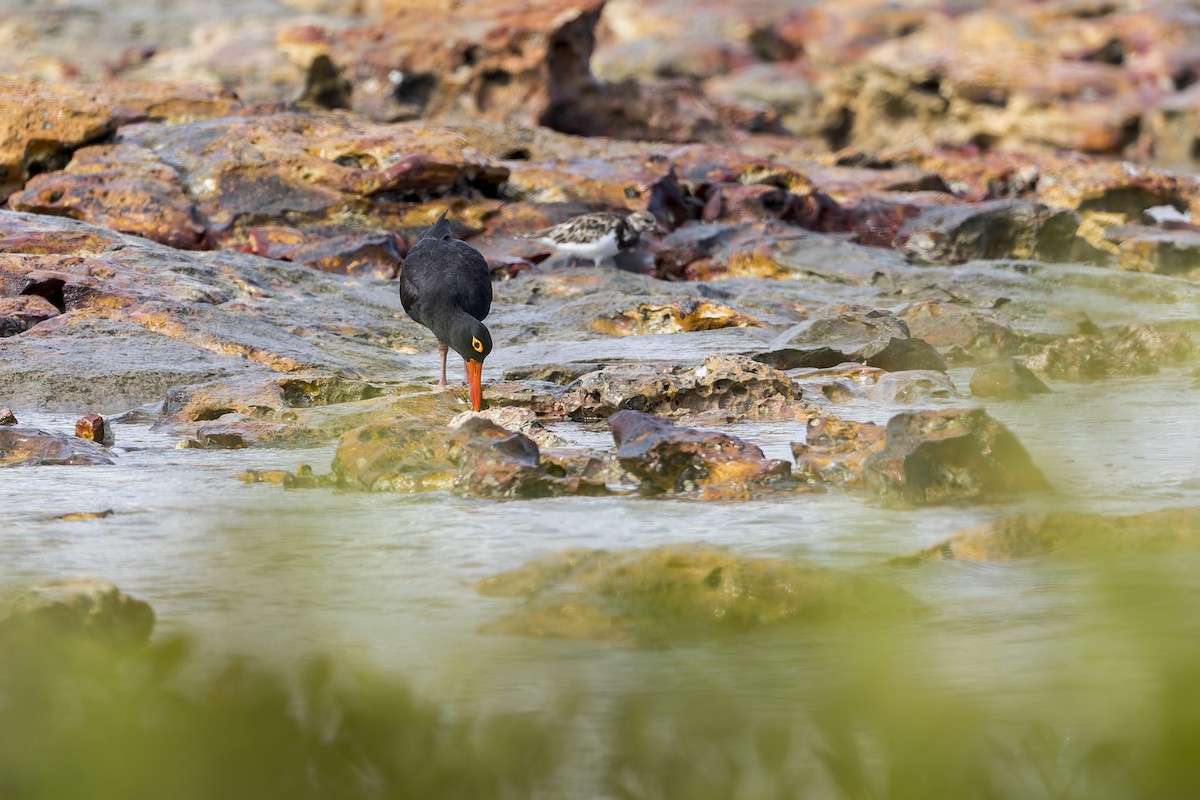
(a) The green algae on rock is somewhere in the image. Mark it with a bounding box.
[476,542,916,645]
[897,508,1200,563]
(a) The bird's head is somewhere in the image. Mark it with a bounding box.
[627,210,660,234]
[449,317,492,411]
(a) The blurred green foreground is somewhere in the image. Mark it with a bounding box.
[3,555,1200,800]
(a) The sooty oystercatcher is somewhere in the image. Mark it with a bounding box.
[518,210,658,267]
[399,211,493,411]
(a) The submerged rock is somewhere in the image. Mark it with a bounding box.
[1025,322,1198,380]
[0,578,154,645]
[792,408,1049,504]
[477,542,915,645]
[970,360,1051,400]
[900,508,1200,562]
[0,427,114,466]
[898,299,1024,365]
[610,409,792,498]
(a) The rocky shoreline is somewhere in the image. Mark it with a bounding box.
[2,0,1200,643]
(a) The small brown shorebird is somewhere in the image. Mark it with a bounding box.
[399,211,493,411]
[518,210,658,267]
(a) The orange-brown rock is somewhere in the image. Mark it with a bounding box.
[9,144,207,250]
[0,76,116,202]
[0,294,59,337]
[74,412,114,446]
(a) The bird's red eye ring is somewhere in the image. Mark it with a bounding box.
[472,337,484,352]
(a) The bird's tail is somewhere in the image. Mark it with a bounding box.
[420,210,454,242]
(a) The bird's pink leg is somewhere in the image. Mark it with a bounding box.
[438,341,449,387]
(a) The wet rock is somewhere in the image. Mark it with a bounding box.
[9,144,207,250]
[896,201,1082,265]
[898,298,1024,365]
[970,360,1051,400]
[1139,82,1200,168]
[792,408,1049,503]
[75,413,114,446]
[450,408,568,450]
[162,375,391,424]
[195,417,323,449]
[0,578,154,645]
[0,76,116,202]
[0,295,60,337]
[86,81,244,126]
[1103,225,1200,279]
[0,427,115,466]
[863,370,960,406]
[477,543,913,645]
[900,508,1200,563]
[330,417,607,498]
[862,408,1050,505]
[609,410,791,498]
[752,306,945,372]
[0,212,414,410]
[0,408,16,426]
[592,299,762,336]
[1025,322,1198,380]
[558,354,801,422]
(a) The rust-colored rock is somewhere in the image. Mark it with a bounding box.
[86,81,243,126]
[0,295,60,337]
[74,413,114,446]
[1,427,115,466]
[9,144,207,250]
[791,416,888,490]
[0,578,154,645]
[900,508,1200,563]
[558,354,802,422]
[592,299,761,336]
[1025,322,1198,380]
[0,76,116,202]
[610,409,792,498]
[477,543,914,645]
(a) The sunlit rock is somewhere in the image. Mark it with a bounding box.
[75,413,114,446]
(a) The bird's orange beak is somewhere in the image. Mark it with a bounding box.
[466,359,484,411]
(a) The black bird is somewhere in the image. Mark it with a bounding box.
[399,211,493,411]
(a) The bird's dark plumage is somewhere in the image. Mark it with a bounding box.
[400,211,493,409]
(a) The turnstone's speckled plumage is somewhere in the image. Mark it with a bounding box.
[519,210,658,267]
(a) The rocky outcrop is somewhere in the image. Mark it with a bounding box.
[752,306,946,372]
[792,408,1049,504]
[1025,322,1198,380]
[592,299,761,336]
[609,409,792,497]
